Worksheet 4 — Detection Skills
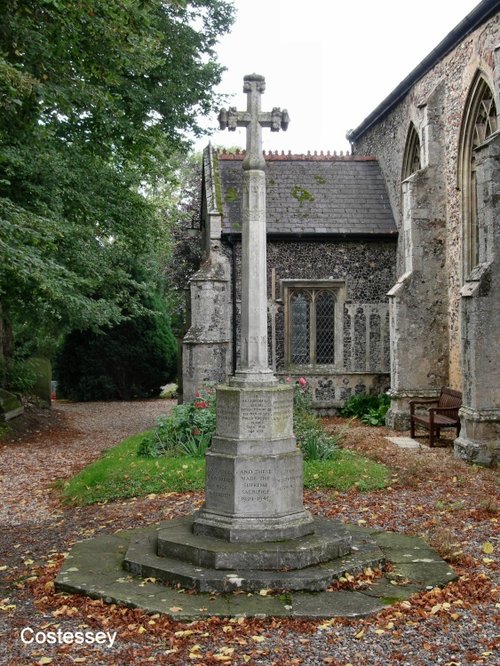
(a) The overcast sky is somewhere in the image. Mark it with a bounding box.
[193,0,482,154]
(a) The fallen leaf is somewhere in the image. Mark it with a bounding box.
[482,542,494,554]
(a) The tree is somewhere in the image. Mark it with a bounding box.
[0,0,235,387]
[55,291,178,401]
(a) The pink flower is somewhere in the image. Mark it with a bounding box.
[298,377,307,387]
[285,376,292,383]
[194,400,208,409]
[195,391,201,398]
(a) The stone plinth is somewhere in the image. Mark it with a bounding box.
[0,388,24,421]
[156,516,351,571]
[192,383,314,542]
[124,517,364,593]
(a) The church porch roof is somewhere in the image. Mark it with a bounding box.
[212,148,397,237]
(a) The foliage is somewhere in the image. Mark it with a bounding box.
[339,392,390,426]
[139,386,216,457]
[61,432,205,505]
[160,383,179,399]
[55,292,177,400]
[361,394,390,426]
[0,355,37,394]
[0,0,235,386]
[140,379,342,461]
[61,432,388,506]
[292,379,341,460]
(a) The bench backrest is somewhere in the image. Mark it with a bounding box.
[438,387,462,411]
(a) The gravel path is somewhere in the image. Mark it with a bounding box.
[0,400,172,526]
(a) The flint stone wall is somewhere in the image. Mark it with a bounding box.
[350,14,500,390]
[226,237,396,408]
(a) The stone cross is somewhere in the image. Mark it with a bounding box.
[219,74,289,386]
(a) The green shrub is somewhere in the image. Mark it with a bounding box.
[0,355,37,394]
[361,394,390,426]
[55,292,177,401]
[139,386,216,458]
[292,379,341,460]
[339,392,390,425]
[140,379,344,462]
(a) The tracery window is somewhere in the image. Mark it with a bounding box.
[459,74,497,276]
[285,282,343,367]
[401,123,421,180]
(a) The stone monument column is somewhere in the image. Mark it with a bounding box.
[193,74,313,542]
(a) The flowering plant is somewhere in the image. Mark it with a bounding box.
[139,385,216,458]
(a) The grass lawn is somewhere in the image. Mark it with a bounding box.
[61,431,389,506]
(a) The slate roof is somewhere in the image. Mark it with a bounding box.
[213,149,396,236]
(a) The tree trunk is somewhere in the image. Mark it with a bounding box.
[0,301,14,389]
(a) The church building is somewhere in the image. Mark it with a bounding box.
[348,0,499,465]
[183,0,499,465]
[183,148,397,410]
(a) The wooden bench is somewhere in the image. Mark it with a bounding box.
[409,387,462,447]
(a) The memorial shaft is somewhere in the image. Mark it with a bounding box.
[218,74,289,385]
[192,75,313,543]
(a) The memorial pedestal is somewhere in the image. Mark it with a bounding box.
[193,384,314,542]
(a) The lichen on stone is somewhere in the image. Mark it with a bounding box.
[291,185,315,205]
[225,186,239,203]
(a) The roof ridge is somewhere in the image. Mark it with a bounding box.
[216,148,376,162]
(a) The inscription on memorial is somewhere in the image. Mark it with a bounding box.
[205,460,234,510]
[277,471,302,493]
[216,405,237,437]
[240,394,271,437]
[272,391,292,436]
[237,467,272,505]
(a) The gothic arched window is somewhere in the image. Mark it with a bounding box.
[459,74,497,276]
[401,123,422,180]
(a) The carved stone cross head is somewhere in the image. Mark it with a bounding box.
[218,74,289,170]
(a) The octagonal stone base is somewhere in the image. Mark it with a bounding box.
[124,517,375,593]
[56,522,458,618]
[156,516,350,571]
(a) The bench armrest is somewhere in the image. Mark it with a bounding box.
[409,399,438,415]
[430,407,460,419]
